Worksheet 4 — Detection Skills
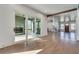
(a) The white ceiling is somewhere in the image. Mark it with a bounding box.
[25,4,77,15]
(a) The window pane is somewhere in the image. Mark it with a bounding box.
[71,16,75,21]
[70,23,75,30]
[60,19,64,22]
[60,24,64,30]
[65,17,69,22]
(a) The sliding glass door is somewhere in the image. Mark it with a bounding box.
[14,15,26,42]
[28,17,35,35]
[28,17,41,39]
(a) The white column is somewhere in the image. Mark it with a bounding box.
[25,16,28,46]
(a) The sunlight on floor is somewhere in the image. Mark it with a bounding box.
[15,35,26,42]
[11,49,42,54]
[29,37,42,41]
[15,35,36,42]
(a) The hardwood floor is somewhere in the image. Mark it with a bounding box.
[0,32,79,54]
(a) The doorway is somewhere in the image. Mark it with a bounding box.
[28,17,41,39]
[14,14,26,42]
[65,24,69,32]
[28,17,35,39]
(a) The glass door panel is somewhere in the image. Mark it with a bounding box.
[36,18,41,35]
[14,15,26,42]
[28,17,41,39]
[28,17,35,35]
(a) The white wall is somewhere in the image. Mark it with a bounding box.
[0,5,15,48]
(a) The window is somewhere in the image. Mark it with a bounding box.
[60,18,64,22]
[70,23,75,31]
[60,24,64,30]
[65,17,69,22]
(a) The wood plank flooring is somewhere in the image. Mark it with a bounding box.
[0,32,79,54]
